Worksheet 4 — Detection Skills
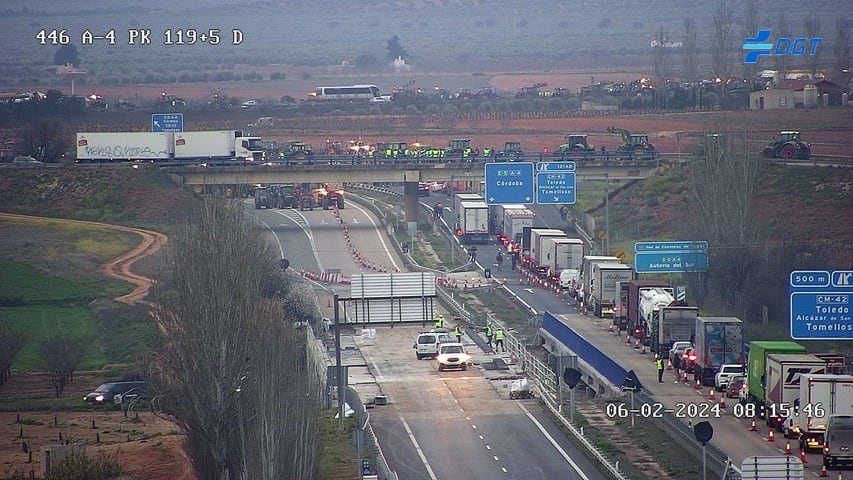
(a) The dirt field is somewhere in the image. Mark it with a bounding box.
[0,373,194,480]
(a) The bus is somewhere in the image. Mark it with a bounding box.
[308,84,381,102]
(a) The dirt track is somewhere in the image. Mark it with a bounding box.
[0,213,166,305]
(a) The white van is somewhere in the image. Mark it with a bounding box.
[413,329,453,360]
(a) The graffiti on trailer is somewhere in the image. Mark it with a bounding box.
[84,145,170,159]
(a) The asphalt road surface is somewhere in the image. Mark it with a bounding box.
[243,198,609,480]
[427,189,852,478]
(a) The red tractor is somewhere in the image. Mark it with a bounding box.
[761,131,811,160]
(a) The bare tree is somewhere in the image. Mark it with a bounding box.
[774,13,793,81]
[687,128,765,309]
[711,1,734,82]
[151,198,321,480]
[0,326,25,387]
[833,16,851,87]
[741,1,759,86]
[18,119,72,163]
[38,333,89,397]
[804,13,822,78]
[682,18,699,84]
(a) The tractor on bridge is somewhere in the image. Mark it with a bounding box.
[606,126,657,161]
[761,131,811,160]
[554,134,596,157]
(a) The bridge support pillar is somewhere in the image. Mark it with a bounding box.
[403,175,420,228]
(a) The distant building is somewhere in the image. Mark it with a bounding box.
[775,79,845,106]
[749,88,795,110]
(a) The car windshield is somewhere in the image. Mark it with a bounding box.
[94,383,116,392]
[418,335,436,344]
[441,345,464,354]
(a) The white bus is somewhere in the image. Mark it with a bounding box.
[308,84,381,102]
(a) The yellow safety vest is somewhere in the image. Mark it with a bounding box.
[495,329,504,340]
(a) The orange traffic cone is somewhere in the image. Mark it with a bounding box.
[682,370,688,383]
[326,297,332,308]
[800,448,807,464]
[785,441,792,455]
[819,464,828,477]
[666,359,673,370]
[708,388,716,401]
[767,429,775,442]
[695,378,701,390]
[750,419,757,431]
[719,394,726,409]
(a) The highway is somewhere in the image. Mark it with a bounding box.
[422,188,851,478]
[243,198,609,480]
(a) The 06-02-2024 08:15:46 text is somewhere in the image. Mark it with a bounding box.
[606,401,722,419]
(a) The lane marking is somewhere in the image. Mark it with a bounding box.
[254,216,285,259]
[518,403,592,480]
[400,415,438,480]
[273,209,324,271]
[348,200,401,271]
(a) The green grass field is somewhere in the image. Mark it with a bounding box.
[0,222,158,374]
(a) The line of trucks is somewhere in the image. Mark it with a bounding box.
[75,130,266,163]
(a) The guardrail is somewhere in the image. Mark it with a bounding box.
[349,189,745,480]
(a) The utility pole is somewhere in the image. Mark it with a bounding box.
[605,172,610,255]
[334,294,344,430]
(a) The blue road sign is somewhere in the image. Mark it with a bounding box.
[484,162,534,205]
[536,171,576,204]
[634,241,709,253]
[635,252,708,274]
[151,113,184,132]
[537,161,576,172]
[789,270,853,340]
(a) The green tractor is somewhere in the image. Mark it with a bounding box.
[445,138,472,158]
[555,134,596,156]
[761,131,811,160]
[606,126,657,160]
[495,141,523,160]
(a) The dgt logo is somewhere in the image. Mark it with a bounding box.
[743,30,822,63]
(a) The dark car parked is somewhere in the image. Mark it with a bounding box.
[83,381,146,405]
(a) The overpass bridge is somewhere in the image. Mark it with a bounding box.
[165,156,661,222]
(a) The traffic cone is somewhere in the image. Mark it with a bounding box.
[708,388,716,401]
[719,394,726,409]
[767,429,775,442]
[640,343,646,354]
[666,359,673,370]
[626,335,632,345]
[326,297,332,308]
[634,339,640,350]
[799,448,807,464]
[682,370,688,383]
[819,464,828,477]
[784,441,792,455]
[695,378,701,390]
[750,418,757,431]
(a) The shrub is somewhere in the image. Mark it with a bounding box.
[45,451,125,479]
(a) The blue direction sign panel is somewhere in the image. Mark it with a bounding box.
[635,241,709,253]
[484,162,534,205]
[789,270,853,340]
[151,113,184,132]
[635,252,708,274]
[537,161,576,172]
[536,171,576,204]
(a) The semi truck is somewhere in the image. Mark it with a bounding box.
[650,305,698,354]
[765,353,828,432]
[528,228,568,278]
[541,237,584,285]
[788,374,853,450]
[453,193,484,222]
[500,208,535,252]
[76,131,265,163]
[621,280,672,338]
[745,341,808,413]
[587,262,633,317]
[692,316,744,387]
[458,201,490,244]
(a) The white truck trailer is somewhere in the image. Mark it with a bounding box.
[788,374,853,451]
[587,262,633,317]
[76,130,264,163]
[458,201,490,244]
[528,228,567,279]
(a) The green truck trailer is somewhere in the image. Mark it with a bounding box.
[745,340,807,408]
